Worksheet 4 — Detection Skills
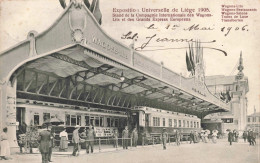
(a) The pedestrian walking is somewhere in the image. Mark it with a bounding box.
[38,124,51,163]
[86,125,95,154]
[59,128,68,151]
[72,125,80,156]
[122,126,129,149]
[161,128,168,150]
[242,131,248,143]
[131,127,138,147]
[0,127,11,160]
[228,130,233,145]
[113,129,119,148]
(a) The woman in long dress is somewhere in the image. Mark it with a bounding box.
[59,128,68,151]
[0,127,11,160]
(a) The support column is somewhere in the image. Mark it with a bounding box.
[0,79,19,153]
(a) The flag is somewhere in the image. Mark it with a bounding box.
[226,90,231,102]
[83,0,90,9]
[186,51,193,73]
[59,0,66,9]
[90,0,102,25]
[189,43,195,74]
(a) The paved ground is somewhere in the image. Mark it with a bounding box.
[2,139,259,163]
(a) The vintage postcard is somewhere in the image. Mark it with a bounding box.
[0,0,259,163]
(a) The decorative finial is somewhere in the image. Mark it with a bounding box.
[236,51,244,80]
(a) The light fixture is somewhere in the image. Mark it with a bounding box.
[120,71,125,81]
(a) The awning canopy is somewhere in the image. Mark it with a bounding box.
[0,1,229,118]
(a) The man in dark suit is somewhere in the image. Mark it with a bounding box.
[48,125,54,162]
[38,124,51,163]
[228,130,233,145]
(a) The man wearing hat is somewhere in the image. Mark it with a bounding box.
[161,128,168,150]
[72,125,80,156]
[38,124,51,163]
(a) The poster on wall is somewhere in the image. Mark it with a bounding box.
[0,0,259,162]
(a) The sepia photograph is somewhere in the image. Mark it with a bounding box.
[0,0,259,162]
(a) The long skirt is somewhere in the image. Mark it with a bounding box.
[0,140,10,156]
[60,137,68,150]
[212,136,217,143]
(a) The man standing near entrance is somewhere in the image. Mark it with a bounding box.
[86,125,95,154]
[38,124,51,163]
[131,127,138,147]
[122,126,129,149]
[72,125,80,156]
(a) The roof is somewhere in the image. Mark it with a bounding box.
[0,1,230,116]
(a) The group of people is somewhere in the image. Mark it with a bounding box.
[71,124,95,156]
[242,130,257,146]
[189,131,199,144]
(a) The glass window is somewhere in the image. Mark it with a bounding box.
[163,118,165,127]
[197,122,199,128]
[107,117,111,127]
[248,118,250,122]
[43,113,50,122]
[222,118,233,123]
[111,118,115,127]
[85,116,90,126]
[157,117,160,127]
[187,121,189,127]
[115,118,119,127]
[71,115,77,126]
[169,119,172,127]
[191,121,193,128]
[178,120,181,127]
[34,114,39,126]
[95,117,100,127]
[183,120,186,127]
[194,122,196,128]
[253,117,256,122]
[174,119,177,127]
[90,116,95,126]
[100,117,104,127]
[65,114,70,126]
[153,117,156,126]
[77,115,81,126]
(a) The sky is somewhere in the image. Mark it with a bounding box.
[0,0,259,114]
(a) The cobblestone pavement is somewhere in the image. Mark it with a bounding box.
[2,139,259,163]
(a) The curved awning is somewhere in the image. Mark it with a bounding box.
[0,1,229,117]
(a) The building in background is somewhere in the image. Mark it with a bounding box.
[247,107,260,135]
[203,53,249,133]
